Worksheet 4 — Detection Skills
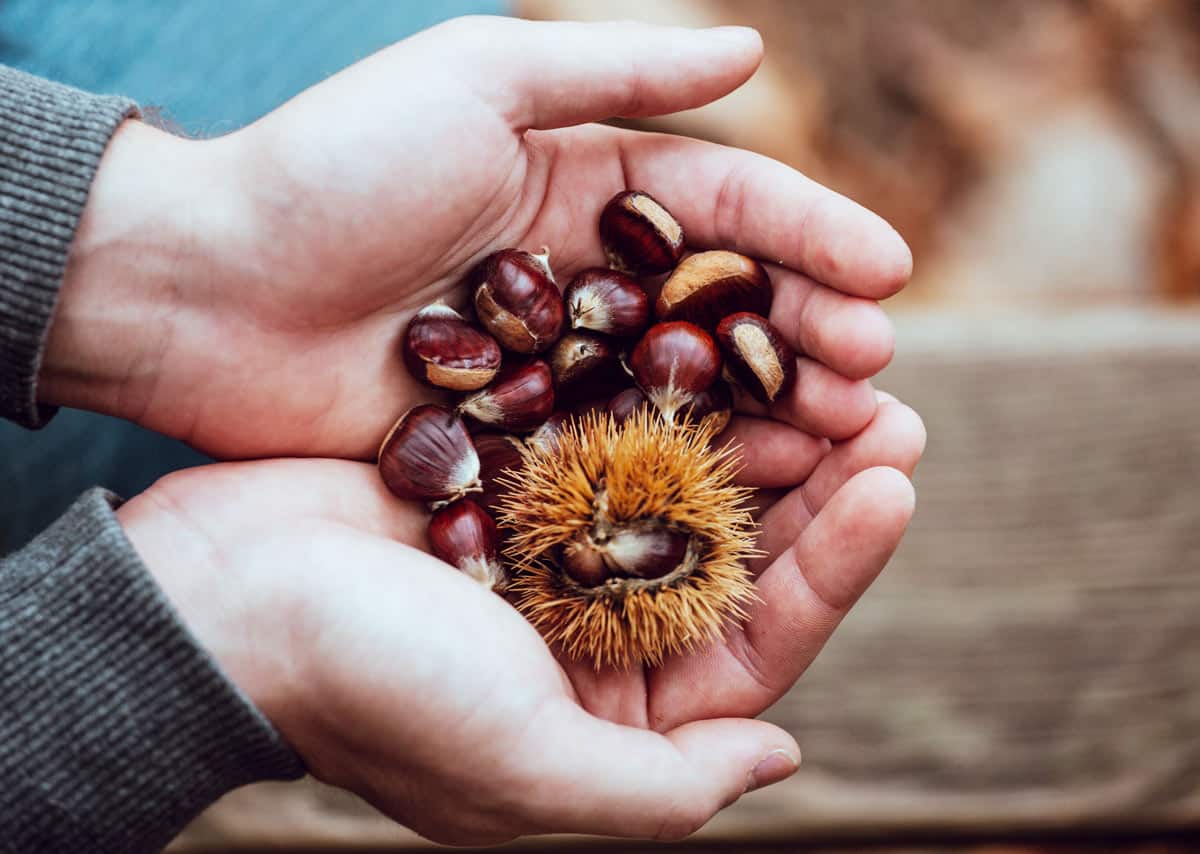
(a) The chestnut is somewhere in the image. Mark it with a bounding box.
[428,499,505,589]
[458,359,554,433]
[473,432,526,513]
[526,411,571,455]
[563,268,650,338]
[628,321,721,420]
[378,404,480,503]
[606,387,649,425]
[678,379,733,433]
[402,303,502,391]
[716,312,797,405]
[470,248,564,353]
[559,523,691,586]
[559,532,611,588]
[599,190,685,276]
[656,251,772,332]
[548,331,626,406]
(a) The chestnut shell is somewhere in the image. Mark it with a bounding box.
[599,190,685,276]
[470,249,564,354]
[656,251,772,332]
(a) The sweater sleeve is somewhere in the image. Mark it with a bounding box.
[0,64,136,428]
[0,489,305,852]
[0,67,306,850]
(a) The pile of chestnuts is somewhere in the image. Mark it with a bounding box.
[378,190,797,600]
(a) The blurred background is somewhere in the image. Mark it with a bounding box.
[2,1,1198,852]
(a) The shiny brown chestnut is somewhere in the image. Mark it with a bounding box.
[716,312,797,405]
[402,303,502,391]
[473,432,526,513]
[678,379,733,432]
[599,190,685,276]
[526,411,571,455]
[458,359,554,433]
[606,387,649,425]
[563,268,650,338]
[559,523,691,586]
[470,248,564,353]
[428,499,505,589]
[548,331,626,406]
[656,251,772,331]
[628,321,721,420]
[378,404,480,502]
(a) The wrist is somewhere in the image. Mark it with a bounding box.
[114,480,309,735]
[38,120,236,424]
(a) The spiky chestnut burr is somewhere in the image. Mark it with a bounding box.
[495,408,759,669]
[599,191,685,276]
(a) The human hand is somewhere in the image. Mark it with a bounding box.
[42,16,910,460]
[117,398,921,846]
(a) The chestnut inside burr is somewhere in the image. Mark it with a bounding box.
[556,487,698,590]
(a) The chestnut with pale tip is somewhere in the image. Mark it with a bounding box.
[656,250,772,332]
[558,522,692,587]
[402,303,502,391]
[679,379,733,433]
[717,312,797,405]
[606,387,649,425]
[629,321,721,420]
[428,499,505,590]
[470,248,564,353]
[378,404,481,503]
[548,331,626,406]
[564,268,650,338]
[458,359,554,433]
[599,190,685,276]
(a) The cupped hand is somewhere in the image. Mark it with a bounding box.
[45,16,909,460]
[116,382,923,845]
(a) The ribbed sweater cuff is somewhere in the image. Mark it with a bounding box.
[0,489,305,852]
[0,65,138,428]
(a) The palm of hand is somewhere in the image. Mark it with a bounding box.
[118,16,927,845]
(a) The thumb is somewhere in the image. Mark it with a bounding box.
[525,700,799,840]
[429,16,763,131]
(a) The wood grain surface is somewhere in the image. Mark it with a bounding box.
[174,311,1200,850]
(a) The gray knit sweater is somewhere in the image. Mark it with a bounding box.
[0,67,304,852]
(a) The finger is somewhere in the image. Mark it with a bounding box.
[618,131,912,298]
[753,399,925,568]
[720,416,829,488]
[522,700,798,840]
[648,467,914,728]
[439,17,763,131]
[768,357,877,440]
[802,399,927,511]
[768,266,896,380]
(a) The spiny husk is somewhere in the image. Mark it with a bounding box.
[495,408,760,669]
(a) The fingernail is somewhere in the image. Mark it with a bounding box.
[745,748,800,793]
